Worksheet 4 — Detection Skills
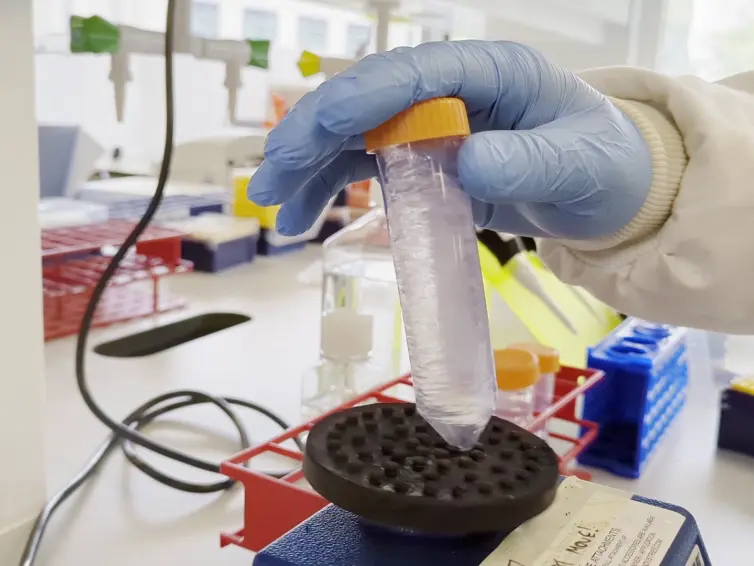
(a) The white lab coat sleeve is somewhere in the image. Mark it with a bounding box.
[538,68,754,334]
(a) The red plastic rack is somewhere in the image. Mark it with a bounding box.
[41,220,192,340]
[220,365,604,554]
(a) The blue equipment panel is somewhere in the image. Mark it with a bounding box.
[181,234,258,272]
[253,495,711,566]
[718,380,754,459]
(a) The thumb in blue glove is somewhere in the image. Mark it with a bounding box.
[249,41,652,239]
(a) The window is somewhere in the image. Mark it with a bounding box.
[345,23,372,57]
[657,0,754,80]
[243,9,278,41]
[298,16,329,53]
[191,1,219,38]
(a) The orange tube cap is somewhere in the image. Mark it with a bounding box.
[508,342,561,374]
[364,98,470,153]
[494,348,539,391]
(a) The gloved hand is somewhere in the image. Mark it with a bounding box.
[249,40,652,239]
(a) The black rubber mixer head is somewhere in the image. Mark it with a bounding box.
[303,402,560,535]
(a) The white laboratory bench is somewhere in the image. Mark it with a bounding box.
[40,245,752,566]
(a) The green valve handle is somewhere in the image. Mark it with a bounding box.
[247,39,270,69]
[70,14,270,71]
[297,50,322,77]
[70,15,120,54]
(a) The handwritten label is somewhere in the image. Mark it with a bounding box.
[482,478,686,566]
[481,478,630,566]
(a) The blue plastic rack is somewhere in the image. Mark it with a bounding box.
[579,318,688,478]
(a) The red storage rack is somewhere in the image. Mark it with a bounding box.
[41,220,192,340]
[220,366,604,554]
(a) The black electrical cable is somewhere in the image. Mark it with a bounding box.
[21,2,301,563]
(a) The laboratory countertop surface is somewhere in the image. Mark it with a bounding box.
[40,245,753,566]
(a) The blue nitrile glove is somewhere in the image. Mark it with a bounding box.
[249,41,652,239]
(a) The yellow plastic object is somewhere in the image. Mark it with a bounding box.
[526,252,622,333]
[731,376,754,397]
[232,176,280,229]
[478,244,621,368]
[364,98,471,153]
[494,348,539,391]
[509,342,561,374]
[297,50,322,78]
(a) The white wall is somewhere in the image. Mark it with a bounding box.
[485,0,671,70]
[0,1,47,563]
[33,0,680,164]
[483,18,622,69]
[33,0,423,164]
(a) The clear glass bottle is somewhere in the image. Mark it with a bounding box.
[320,207,409,380]
[494,348,539,427]
[301,207,410,420]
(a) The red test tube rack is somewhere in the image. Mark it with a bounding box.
[220,365,604,554]
[41,220,193,340]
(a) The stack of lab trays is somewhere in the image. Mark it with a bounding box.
[77,190,228,224]
[39,197,109,229]
[164,213,260,272]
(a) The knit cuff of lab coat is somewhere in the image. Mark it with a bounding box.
[559,98,688,253]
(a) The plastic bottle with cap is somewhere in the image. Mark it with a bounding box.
[509,343,561,415]
[365,97,497,450]
[509,343,560,439]
[493,348,540,427]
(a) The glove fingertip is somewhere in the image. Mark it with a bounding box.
[275,204,309,237]
[247,164,279,206]
[470,198,493,229]
[248,162,310,207]
[457,134,498,201]
[315,81,364,135]
[459,131,550,206]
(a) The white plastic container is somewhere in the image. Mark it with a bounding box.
[164,212,260,244]
[366,98,497,450]
[38,197,108,229]
[494,348,539,427]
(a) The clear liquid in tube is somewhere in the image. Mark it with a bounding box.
[377,139,497,450]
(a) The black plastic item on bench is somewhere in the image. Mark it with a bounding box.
[518,236,537,253]
[476,230,520,267]
[303,403,559,536]
[94,312,251,357]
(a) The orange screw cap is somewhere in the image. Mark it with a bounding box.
[494,348,539,391]
[508,343,561,374]
[364,98,471,153]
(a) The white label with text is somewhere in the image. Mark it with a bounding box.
[482,477,685,566]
